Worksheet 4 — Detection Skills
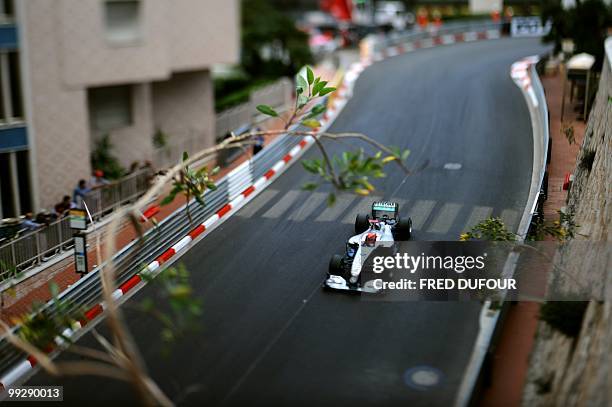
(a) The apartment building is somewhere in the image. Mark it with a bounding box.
[0,0,239,216]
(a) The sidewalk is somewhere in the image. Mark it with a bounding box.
[478,65,586,406]
[0,64,340,324]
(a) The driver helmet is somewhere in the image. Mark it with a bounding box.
[364,233,377,247]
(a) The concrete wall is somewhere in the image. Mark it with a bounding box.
[152,71,215,153]
[19,0,239,210]
[91,83,155,167]
[522,39,612,406]
[19,1,92,211]
[59,0,239,87]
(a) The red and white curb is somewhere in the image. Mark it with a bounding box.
[0,65,360,393]
[511,56,540,107]
[367,29,502,63]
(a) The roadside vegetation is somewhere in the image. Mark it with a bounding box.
[215,0,313,112]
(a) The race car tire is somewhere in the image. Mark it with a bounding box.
[329,254,344,275]
[355,214,370,234]
[395,217,412,240]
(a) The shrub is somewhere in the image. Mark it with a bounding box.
[91,134,125,180]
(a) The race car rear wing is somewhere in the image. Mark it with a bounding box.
[371,201,399,220]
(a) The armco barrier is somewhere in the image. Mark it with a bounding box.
[455,55,550,406]
[361,21,502,63]
[0,73,356,391]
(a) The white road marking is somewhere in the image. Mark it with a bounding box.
[315,194,356,222]
[289,192,327,221]
[341,196,382,224]
[444,163,462,170]
[463,206,494,232]
[408,200,436,230]
[237,189,279,218]
[428,203,462,234]
[391,198,408,210]
[262,190,301,218]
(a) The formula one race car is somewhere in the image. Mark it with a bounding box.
[324,201,412,293]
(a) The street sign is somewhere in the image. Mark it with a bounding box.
[511,17,551,38]
[69,209,87,230]
[74,234,88,275]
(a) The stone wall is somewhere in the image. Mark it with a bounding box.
[522,39,611,406]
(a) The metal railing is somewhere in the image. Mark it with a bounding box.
[0,217,73,279]
[83,169,153,220]
[0,169,153,282]
[0,127,305,382]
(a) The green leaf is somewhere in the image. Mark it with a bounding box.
[141,298,154,312]
[49,282,59,299]
[305,104,326,119]
[160,193,176,206]
[302,119,321,129]
[401,149,410,161]
[256,105,279,117]
[302,182,318,191]
[327,193,337,207]
[296,75,308,95]
[312,80,328,96]
[298,94,309,109]
[318,87,336,97]
[306,66,315,85]
[302,160,321,174]
[182,151,189,162]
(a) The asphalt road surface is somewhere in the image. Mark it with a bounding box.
[28,37,549,406]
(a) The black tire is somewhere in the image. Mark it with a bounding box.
[396,217,412,240]
[328,254,344,275]
[355,213,370,234]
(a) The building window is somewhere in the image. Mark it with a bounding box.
[8,52,22,119]
[104,1,141,44]
[88,85,133,132]
[0,51,24,126]
[0,0,14,22]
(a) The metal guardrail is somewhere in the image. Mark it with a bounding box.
[365,21,503,56]
[458,54,552,407]
[0,169,153,282]
[529,60,550,227]
[0,130,304,381]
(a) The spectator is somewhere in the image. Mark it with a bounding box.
[21,213,41,231]
[253,131,264,156]
[35,211,53,226]
[73,179,91,208]
[54,195,75,217]
[90,170,110,188]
